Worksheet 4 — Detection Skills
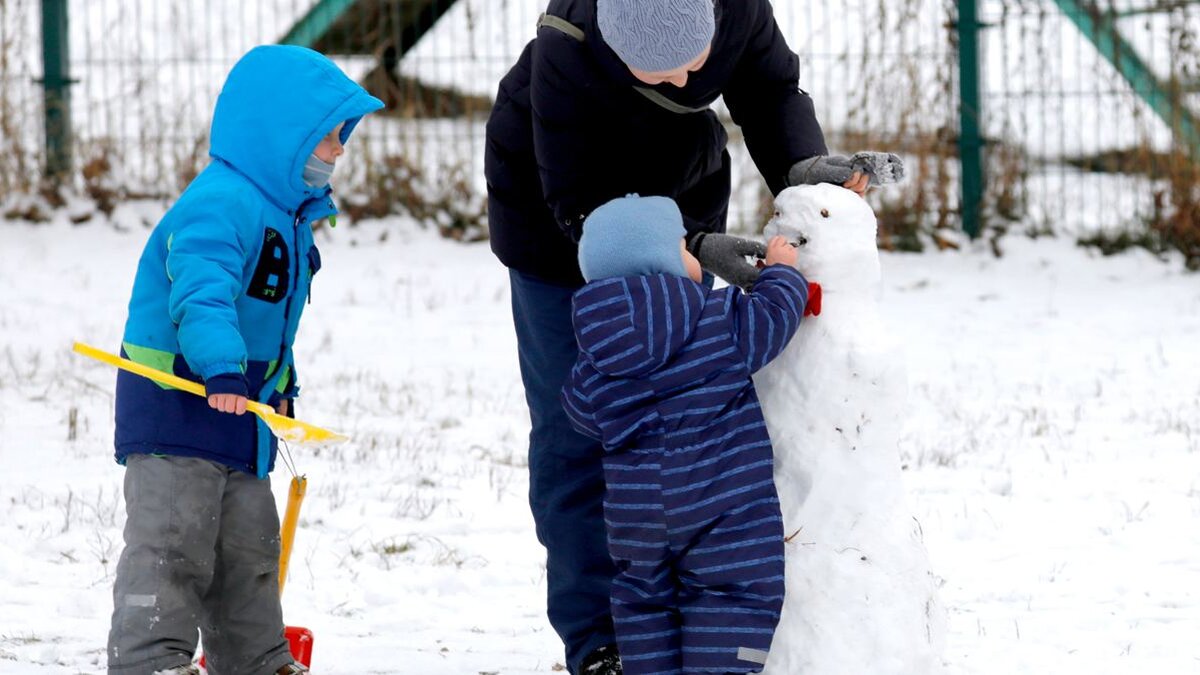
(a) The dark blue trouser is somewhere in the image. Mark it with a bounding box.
[604,435,785,674]
[510,269,617,674]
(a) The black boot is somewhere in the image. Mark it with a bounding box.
[580,644,623,674]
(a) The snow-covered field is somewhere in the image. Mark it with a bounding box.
[1,205,1198,674]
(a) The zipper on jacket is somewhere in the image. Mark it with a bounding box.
[256,199,314,473]
[268,194,322,393]
[273,202,311,374]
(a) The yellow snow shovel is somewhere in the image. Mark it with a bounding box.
[72,342,347,445]
[278,474,306,594]
[74,341,320,666]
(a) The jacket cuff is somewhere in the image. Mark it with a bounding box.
[204,372,249,398]
[199,360,245,380]
[756,263,807,287]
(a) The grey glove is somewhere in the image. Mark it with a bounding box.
[687,232,765,291]
[787,152,906,188]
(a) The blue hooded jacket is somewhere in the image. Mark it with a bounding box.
[115,45,383,477]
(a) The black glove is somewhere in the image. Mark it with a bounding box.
[787,152,906,188]
[687,232,765,291]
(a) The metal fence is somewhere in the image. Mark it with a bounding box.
[4,0,1198,258]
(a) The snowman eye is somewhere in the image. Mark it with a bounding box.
[820,208,830,218]
[774,209,781,218]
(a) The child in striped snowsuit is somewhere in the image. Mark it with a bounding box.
[561,194,812,674]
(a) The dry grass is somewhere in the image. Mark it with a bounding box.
[341,151,488,241]
[0,0,37,199]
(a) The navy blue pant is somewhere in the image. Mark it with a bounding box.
[510,269,617,674]
[604,435,785,674]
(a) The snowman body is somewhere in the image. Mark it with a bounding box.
[753,184,944,674]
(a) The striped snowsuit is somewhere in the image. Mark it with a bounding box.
[562,266,809,674]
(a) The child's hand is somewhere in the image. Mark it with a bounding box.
[764,236,798,268]
[277,399,289,416]
[209,393,248,415]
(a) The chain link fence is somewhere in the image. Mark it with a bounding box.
[2,0,1197,262]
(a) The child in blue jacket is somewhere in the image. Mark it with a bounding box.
[107,45,381,675]
[561,194,811,674]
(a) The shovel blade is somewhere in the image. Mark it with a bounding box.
[258,408,348,445]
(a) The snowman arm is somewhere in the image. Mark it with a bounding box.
[733,265,809,373]
[561,367,603,440]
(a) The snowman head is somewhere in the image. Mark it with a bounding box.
[763,183,881,291]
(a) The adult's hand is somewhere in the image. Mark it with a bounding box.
[787,152,905,196]
[843,171,869,196]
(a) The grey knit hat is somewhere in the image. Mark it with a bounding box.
[597,0,715,73]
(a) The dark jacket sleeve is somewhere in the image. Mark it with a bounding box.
[722,0,828,195]
[530,31,608,242]
[731,264,809,373]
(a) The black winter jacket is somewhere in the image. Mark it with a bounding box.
[485,0,827,284]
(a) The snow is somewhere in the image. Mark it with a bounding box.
[2,202,1198,674]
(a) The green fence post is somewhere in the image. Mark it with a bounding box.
[279,0,359,47]
[957,0,985,239]
[40,0,72,183]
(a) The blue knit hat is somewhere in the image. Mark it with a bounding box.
[579,195,688,282]
[597,0,715,73]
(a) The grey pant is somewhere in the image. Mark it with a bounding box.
[108,454,293,675]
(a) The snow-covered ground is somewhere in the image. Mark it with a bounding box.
[1,205,1198,674]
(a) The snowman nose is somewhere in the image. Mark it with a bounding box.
[793,235,808,247]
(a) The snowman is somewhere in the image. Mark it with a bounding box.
[752,183,946,674]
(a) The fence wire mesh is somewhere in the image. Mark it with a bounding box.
[2,0,1198,261]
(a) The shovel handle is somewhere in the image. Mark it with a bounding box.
[74,342,205,394]
[72,342,274,415]
[278,475,307,596]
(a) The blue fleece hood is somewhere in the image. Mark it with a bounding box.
[572,274,706,378]
[210,45,384,211]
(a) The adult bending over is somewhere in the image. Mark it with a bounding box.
[484,1,876,672]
